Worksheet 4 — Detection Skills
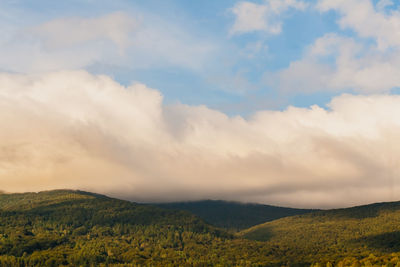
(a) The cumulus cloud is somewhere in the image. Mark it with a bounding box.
[230,0,307,35]
[317,0,400,49]
[1,70,400,208]
[0,12,215,72]
[266,0,400,93]
[265,33,400,93]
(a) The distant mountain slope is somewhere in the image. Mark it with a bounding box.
[0,190,210,228]
[156,200,315,230]
[2,190,400,266]
[240,201,400,265]
[0,190,231,266]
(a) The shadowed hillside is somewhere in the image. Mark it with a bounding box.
[156,200,315,230]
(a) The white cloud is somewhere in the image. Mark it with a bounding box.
[27,12,136,51]
[264,0,400,93]
[2,70,400,208]
[376,0,394,12]
[230,0,307,35]
[266,0,400,93]
[0,12,215,72]
[265,33,400,93]
[317,0,400,50]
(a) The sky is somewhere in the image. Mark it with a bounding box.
[1,0,400,208]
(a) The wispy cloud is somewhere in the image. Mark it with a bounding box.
[230,0,308,35]
[0,11,216,73]
[27,12,136,51]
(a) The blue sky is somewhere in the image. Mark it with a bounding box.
[3,0,394,116]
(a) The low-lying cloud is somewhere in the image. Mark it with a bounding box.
[1,70,400,208]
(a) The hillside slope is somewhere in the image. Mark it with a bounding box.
[240,201,400,265]
[2,190,400,266]
[0,190,231,266]
[157,200,315,230]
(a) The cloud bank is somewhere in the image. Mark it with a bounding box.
[1,70,400,208]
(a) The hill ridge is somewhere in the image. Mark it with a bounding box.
[2,189,400,265]
[156,199,315,230]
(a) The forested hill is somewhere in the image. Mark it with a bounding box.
[0,190,213,230]
[0,190,231,266]
[3,190,400,266]
[240,200,400,265]
[156,200,315,230]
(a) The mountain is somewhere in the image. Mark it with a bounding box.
[156,200,315,230]
[2,190,400,266]
[0,190,231,266]
[240,201,400,265]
